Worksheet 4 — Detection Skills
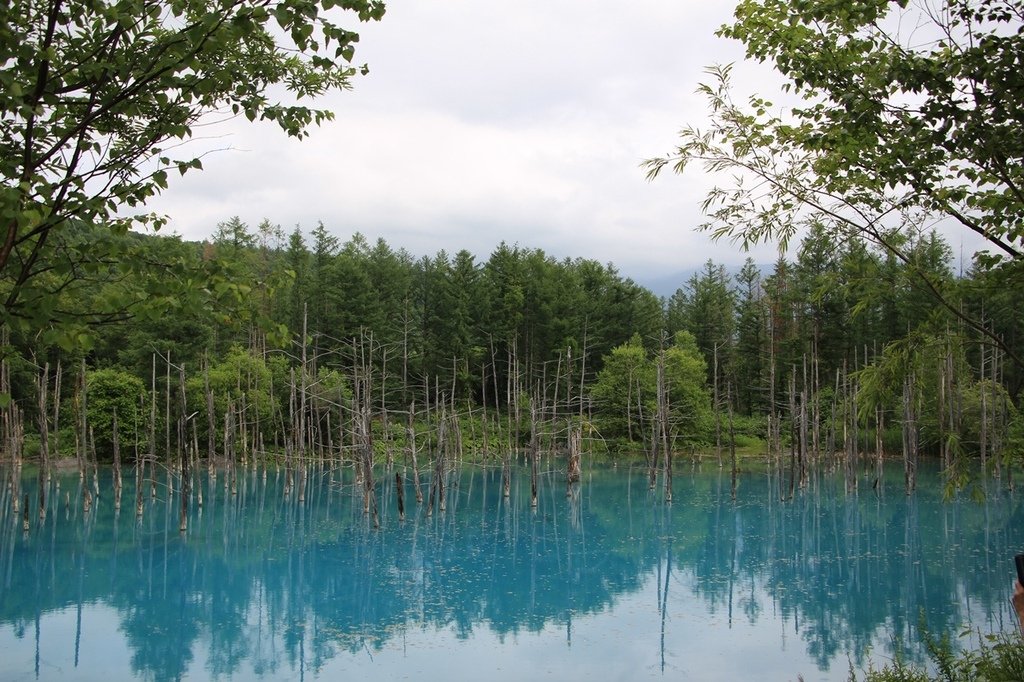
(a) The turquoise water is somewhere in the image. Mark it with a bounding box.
[0,461,1021,681]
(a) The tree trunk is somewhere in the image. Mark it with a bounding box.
[980,342,988,478]
[728,381,737,501]
[902,373,918,494]
[408,404,422,503]
[396,471,405,521]
[77,359,87,482]
[179,364,190,533]
[874,405,884,492]
[567,427,581,496]
[113,409,122,510]
[297,305,308,502]
[714,343,722,467]
[36,363,49,521]
[529,403,539,509]
[787,370,796,500]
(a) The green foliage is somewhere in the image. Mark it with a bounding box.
[591,335,653,442]
[591,332,712,449]
[857,630,1024,682]
[185,347,275,448]
[3,216,1019,475]
[727,413,767,451]
[0,0,385,339]
[669,260,735,388]
[664,330,714,447]
[645,0,1024,367]
[1004,410,1024,470]
[86,368,147,455]
[721,0,1024,261]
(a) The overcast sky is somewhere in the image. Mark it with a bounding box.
[148,0,788,289]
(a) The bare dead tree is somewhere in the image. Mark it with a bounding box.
[36,363,49,521]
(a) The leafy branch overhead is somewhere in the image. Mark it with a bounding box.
[0,0,385,334]
[645,0,1024,363]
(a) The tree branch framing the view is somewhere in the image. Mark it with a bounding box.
[0,0,385,340]
[645,0,1023,366]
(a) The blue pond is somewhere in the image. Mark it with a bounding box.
[0,461,1021,681]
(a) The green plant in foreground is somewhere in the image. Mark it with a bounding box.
[854,629,1024,682]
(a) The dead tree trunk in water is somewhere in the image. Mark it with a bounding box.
[358,385,378,528]
[902,372,918,494]
[164,350,172,470]
[874,405,884,492]
[843,360,856,493]
[36,363,49,522]
[826,368,839,470]
[849,352,860,492]
[204,359,215,469]
[112,409,122,510]
[787,370,797,501]
[285,368,296,495]
[728,382,737,501]
[647,410,658,491]
[432,414,449,514]
[77,359,87,483]
[480,363,491,463]
[426,413,440,517]
[396,471,405,521]
[567,427,581,497]
[89,430,100,499]
[980,340,988,478]
[502,347,513,500]
[179,365,190,533]
[767,313,782,499]
[938,339,950,472]
[992,347,1004,483]
[528,402,540,508]
[85,428,101,508]
[225,404,237,496]
[136,441,145,518]
[0,328,13,465]
[145,356,157,498]
[297,306,309,503]
[713,343,722,467]
[799,355,809,488]
[51,360,61,463]
[811,343,820,462]
[655,346,672,502]
[407,404,422,503]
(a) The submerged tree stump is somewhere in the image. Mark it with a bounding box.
[396,471,405,521]
[566,427,581,497]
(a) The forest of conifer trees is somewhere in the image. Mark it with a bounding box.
[1,214,1021,504]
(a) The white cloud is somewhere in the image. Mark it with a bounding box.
[148,0,786,284]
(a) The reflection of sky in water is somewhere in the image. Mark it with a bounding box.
[0,462,1021,681]
[0,572,874,682]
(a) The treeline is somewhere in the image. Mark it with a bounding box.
[1,217,1022,489]
[666,224,1023,490]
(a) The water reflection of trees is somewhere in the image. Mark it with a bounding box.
[683,467,1023,672]
[0,462,1020,680]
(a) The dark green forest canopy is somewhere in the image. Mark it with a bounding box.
[0,0,1021,476]
[2,217,1020,471]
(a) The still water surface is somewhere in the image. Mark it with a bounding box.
[1,461,1022,681]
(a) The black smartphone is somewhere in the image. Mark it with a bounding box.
[1016,554,1024,586]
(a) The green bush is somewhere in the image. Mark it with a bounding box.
[86,367,147,457]
[855,630,1024,682]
